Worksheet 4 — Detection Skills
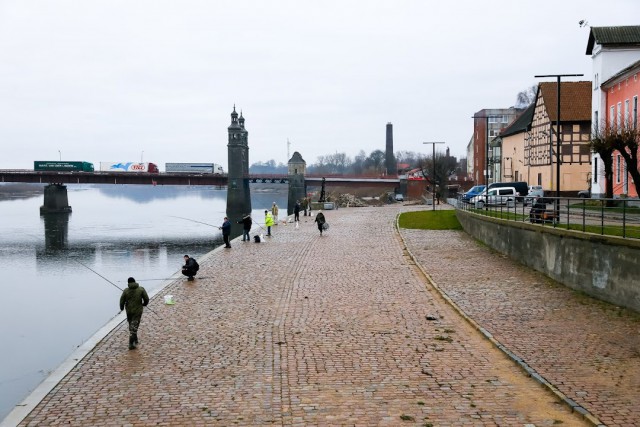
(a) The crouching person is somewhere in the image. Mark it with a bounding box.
[119,277,149,350]
[182,254,199,281]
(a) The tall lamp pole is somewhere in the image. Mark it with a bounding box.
[58,150,61,161]
[534,74,583,214]
[423,142,445,211]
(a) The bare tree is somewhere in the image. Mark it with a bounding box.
[515,84,537,108]
[590,121,615,201]
[364,150,386,174]
[419,152,458,194]
[608,120,640,197]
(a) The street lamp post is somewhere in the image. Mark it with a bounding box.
[58,150,61,161]
[534,73,583,214]
[423,142,445,211]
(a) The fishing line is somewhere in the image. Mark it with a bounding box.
[169,215,219,228]
[73,259,162,319]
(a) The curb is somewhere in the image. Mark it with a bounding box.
[395,212,604,427]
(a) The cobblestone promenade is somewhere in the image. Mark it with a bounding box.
[15,205,638,426]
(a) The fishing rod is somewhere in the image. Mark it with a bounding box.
[170,215,219,228]
[138,276,216,281]
[73,259,161,319]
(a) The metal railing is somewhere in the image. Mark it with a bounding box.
[454,195,640,240]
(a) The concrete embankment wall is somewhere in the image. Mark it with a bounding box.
[456,210,640,313]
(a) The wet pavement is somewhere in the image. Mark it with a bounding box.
[8,204,638,426]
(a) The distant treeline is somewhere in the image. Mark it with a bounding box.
[250,149,435,175]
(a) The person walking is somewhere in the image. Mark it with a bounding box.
[294,200,301,223]
[272,202,279,224]
[302,197,308,216]
[264,210,274,236]
[237,214,252,242]
[220,216,231,248]
[119,277,149,350]
[182,254,199,281]
[314,210,326,236]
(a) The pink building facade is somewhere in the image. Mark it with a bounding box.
[603,60,640,197]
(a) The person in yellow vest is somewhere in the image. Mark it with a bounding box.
[264,210,274,236]
[272,202,279,224]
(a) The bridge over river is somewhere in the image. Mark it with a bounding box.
[0,169,401,213]
[0,170,399,187]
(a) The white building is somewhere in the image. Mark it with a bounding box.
[586,26,640,197]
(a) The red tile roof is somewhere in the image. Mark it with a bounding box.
[538,81,592,122]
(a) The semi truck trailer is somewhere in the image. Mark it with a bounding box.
[34,161,95,172]
[99,162,159,173]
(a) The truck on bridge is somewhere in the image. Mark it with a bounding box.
[34,161,94,172]
[165,163,224,174]
[99,162,159,173]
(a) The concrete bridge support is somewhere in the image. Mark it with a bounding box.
[40,184,72,214]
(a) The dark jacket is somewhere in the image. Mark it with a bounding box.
[315,212,326,224]
[238,215,252,230]
[119,282,149,316]
[294,203,301,214]
[221,219,231,236]
[183,257,198,272]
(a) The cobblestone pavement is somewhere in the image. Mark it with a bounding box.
[402,206,640,427]
[18,205,590,426]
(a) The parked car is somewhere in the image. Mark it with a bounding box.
[524,185,545,205]
[488,181,529,202]
[471,187,517,209]
[578,189,591,198]
[461,185,486,203]
[394,193,404,201]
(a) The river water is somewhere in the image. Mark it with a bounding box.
[0,183,288,420]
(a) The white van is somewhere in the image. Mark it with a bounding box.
[472,187,517,209]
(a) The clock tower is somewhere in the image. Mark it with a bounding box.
[227,105,251,226]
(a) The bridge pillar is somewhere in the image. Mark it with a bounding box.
[287,152,307,215]
[40,184,72,214]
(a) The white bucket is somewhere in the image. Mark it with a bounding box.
[164,295,175,305]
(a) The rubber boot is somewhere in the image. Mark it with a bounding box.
[133,334,139,347]
[129,336,136,350]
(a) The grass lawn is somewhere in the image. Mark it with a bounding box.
[398,210,463,230]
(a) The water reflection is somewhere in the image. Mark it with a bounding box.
[41,212,71,251]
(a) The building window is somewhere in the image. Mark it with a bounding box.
[625,99,630,126]
[617,102,622,127]
[634,96,638,130]
[616,155,621,183]
[610,106,615,126]
[594,110,599,130]
[488,129,500,137]
[537,173,542,185]
[594,157,598,183]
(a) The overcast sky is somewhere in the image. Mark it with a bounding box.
[1,0,638,170]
